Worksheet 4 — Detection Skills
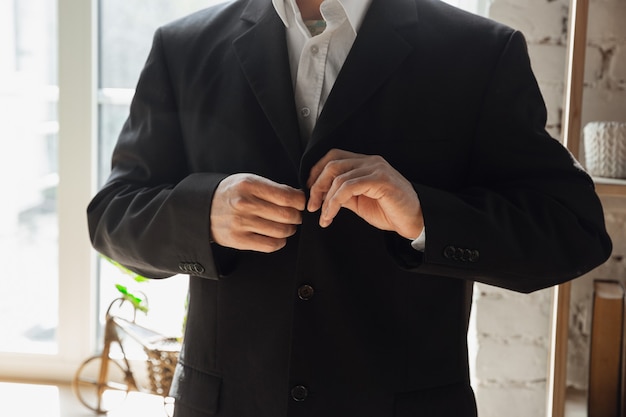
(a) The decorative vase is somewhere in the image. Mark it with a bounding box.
[583,121,626,179]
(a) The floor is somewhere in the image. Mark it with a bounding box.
[0,380,170,417]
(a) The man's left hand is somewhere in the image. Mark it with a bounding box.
[307,149,424,240]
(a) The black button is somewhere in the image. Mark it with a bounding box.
[443,246,479,263]
[297,285,315,300]
[291,385,308,402]
[443,245,456,260]
[178,262,205,274]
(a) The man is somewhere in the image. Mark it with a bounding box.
[87,0,612,415]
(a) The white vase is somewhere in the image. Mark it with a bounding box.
[583,121,626,179]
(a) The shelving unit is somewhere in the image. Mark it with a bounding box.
[547,0,626,413]
[595,178,626,197]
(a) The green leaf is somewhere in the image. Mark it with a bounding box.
[114,283,149,313]
[101,255,149,283]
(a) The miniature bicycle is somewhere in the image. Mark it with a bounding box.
[72,296,181,414]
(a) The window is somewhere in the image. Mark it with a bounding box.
[0,0,59,355]
[0,0,223,381]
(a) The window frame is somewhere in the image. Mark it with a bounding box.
[0,0,97,382]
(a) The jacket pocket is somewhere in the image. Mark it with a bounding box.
[169,362,222,415]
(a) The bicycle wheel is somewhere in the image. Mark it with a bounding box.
[73,355,132,413]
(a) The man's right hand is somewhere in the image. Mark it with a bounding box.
[210,173,306,253]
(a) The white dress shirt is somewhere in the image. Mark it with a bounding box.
[272,0,371,140]
[272,0,426,250]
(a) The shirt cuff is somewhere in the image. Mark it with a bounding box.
[410,227,426,252]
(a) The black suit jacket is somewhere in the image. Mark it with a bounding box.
[87,0,612,415]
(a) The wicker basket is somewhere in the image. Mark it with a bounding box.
[583,121,626,179]
[144,338,180,396]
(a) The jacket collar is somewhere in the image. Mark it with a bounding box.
[235,0,420,184]
[271,0,372,35]
[235,0,304,173]
[300,0,419,183]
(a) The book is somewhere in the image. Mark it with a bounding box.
[588,279,624,417]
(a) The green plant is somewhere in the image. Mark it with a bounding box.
[102,255,149,314]
[101,255,188,340]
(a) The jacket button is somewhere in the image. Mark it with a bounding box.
[297,285,315,300]
[443,245,456,260]
[291,385,308,401]
[178,262,205,274]
[192,263,205,274]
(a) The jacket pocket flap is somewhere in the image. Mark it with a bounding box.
[169,363,221,415]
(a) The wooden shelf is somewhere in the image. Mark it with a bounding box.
[594,177,626,196]
[548,0,625,408]
[548,0,596,414]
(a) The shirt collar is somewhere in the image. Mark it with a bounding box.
[272,0,372,34]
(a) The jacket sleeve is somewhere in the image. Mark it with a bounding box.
[388,30,612,293]
[87,28,228,280]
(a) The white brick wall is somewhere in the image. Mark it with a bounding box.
[587,0,626,44]
[612,46,626,87]
[473,0,626,414]
[472,284,553,415]
[477,383,548,417]
[489,0,569,43]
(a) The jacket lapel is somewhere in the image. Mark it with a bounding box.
[233,0,304,173]
[300,0,419,183]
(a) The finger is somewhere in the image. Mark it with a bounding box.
[319,169,381,227]
[231,193,303,226]
[308,157,362,212]
[249,235,289,253]
[236,215,300,239]
[307,149,361,189]
[307,149,342,189]
[318,155,391,208]
[246,176,306,211]
[226,174,305,212]
[235,232,290,253]
[212,215,298,252]
[307,182,330,213]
